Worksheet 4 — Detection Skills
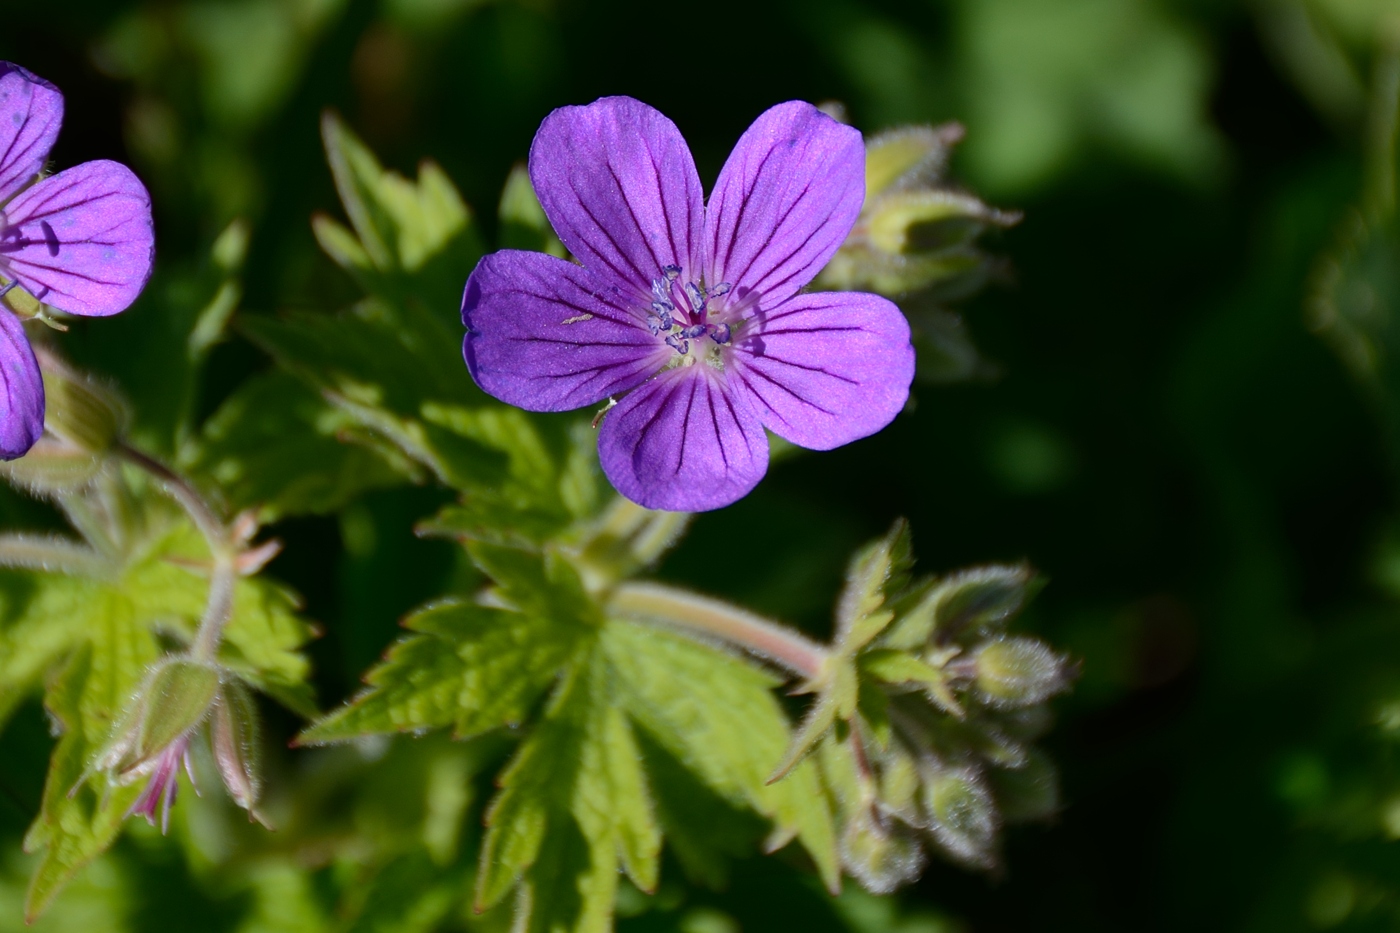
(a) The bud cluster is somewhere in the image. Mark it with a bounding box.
[810,549,1075,893]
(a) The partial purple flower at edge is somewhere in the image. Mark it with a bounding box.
[0,62,155,460]
[461,96,914,511]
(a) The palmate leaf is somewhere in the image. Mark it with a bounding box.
[304,534,847,931]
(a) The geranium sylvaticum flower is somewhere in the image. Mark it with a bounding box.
[461,97,915,511]
[0,62,154,460]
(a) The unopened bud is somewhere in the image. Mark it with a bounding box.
[921,764,998,869]
[96,658,220,780]
[931,565,1033,641]
[34,349,126,455]
[864,125,961,199]
[867,190,1016,257]
[972,636,1071,708]
[839,805,927,894]
[211,678,265,821]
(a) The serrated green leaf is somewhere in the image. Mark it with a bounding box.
[602,621,840,892]
[22,595,157,920]
[184,370,408,520]
[318,111,481,315]
[299,600,581,743]
[479,647,660,933]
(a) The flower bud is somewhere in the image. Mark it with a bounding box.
[96,658,220,779]
[0,436,105,492]
[971,636,1071,708]
[211,678,265,822]
[839,805,927,895]
[864,126,959,199]
[921,764,998,869]
[34,348,127,455]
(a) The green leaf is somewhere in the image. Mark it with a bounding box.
[477,649,660,932]
[321,110,472,274]
[602,620,840,892]
[185,370,408,520]
[298,600,583,743]
[22,593,158,920]
[465,542,599,627]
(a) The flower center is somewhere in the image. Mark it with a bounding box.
[647,265,734,369]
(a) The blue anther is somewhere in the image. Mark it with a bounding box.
[710,322,732,344]
[665,334,689,355]
[679,324,707,339]
[684,281,707,314]
[709,282,732,297]
[651,279,674,307]
[651,301,674,325]
[662,264,681,281]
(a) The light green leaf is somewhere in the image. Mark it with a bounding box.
[22,595,158,921]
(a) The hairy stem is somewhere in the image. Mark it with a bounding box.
[117,442,236,660]
[609,581,829,680]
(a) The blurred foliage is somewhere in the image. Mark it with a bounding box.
[3,0,1400,931]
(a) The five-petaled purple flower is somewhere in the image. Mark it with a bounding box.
[461,97,914,511]
[0,62,154,459]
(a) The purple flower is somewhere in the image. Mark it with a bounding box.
[462,97,914,511]
[0,62,155,459]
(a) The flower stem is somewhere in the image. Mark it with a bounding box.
[609,581,829,680]
[116,441,236,660]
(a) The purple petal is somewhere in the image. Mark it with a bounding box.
[597,366,769,512]
[0,63,62,205]
[0,160,154,317]
[0,308,43,459]
[530,96,704,288]
[729,291,913,450]
[703,102,864,307]
[462,249,670,412]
